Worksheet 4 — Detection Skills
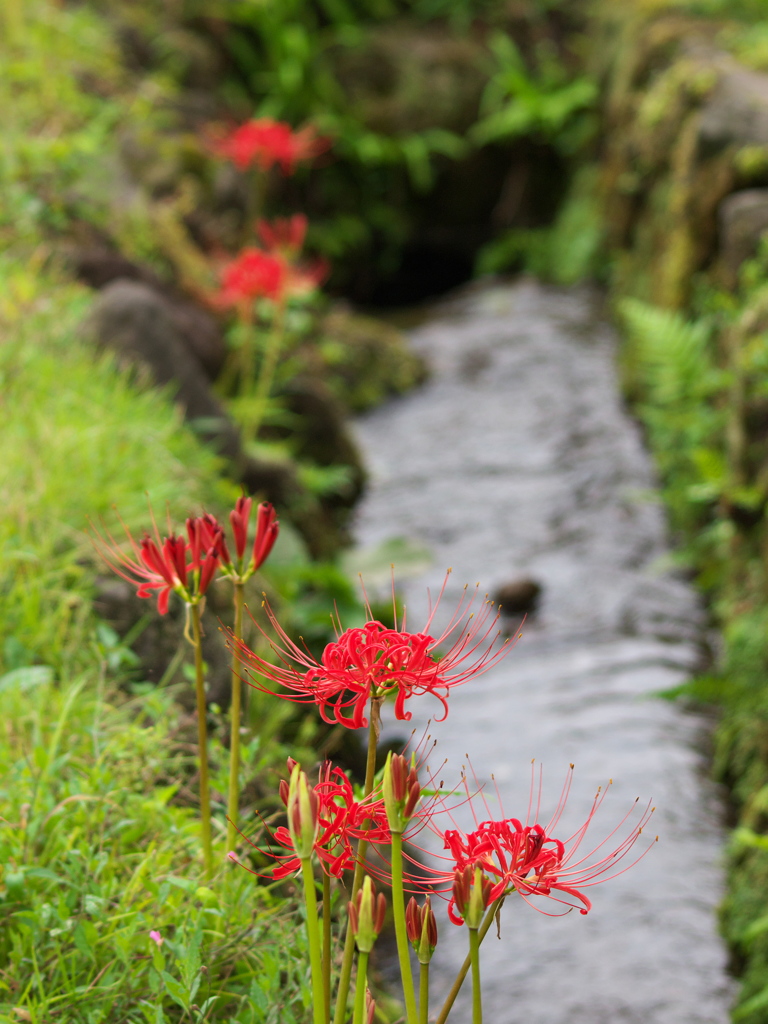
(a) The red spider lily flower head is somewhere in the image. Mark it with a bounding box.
[209,118,330,174]
[91,508,210,615]
[216,498,279,580]
[406,896,438,962]
[348,876,387,954]
[218,248,287,307]
[428,765,656,921]
[451,864,493,929]
[229,761,391,880]
[383,752,421,834]
[185,516,223,597]
[217,246,325,310]
[257,214,308,256]
[227,572,513,730]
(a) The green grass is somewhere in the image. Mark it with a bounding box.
[0,262,320,1022]
[0,257,235,678]
[0,672,313,1024]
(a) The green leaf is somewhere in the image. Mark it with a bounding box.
[160,970,188,1010]
[73,922,94,961]
[0,665,53,691]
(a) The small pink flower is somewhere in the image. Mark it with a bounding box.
[149,930,163,947]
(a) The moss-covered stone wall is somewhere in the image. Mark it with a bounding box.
[587,5,768,1019]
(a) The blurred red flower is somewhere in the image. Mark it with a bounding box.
[257,214,308,256]
[218,248,287,306]
[92,510,223,614]
[210,119,329,174]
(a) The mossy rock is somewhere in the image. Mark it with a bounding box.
[328,22,488,137]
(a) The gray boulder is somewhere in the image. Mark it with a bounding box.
[718,188,768,282]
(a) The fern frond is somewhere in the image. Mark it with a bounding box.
[619,298,713,405]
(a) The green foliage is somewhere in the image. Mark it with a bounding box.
[476,167,605,283]
[0,0,177,249]
[0,672,312,1022]
[0,260,233,679]
[0,260,341,1021]
[471,33,596,152]
[617,298,730,539]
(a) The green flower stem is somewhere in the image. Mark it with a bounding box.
[243,166,267,247]
[435,897,505,1024]
[243,301,286,445]
[300,857,325,1024]
[190,603,213,880]
[353,951,369,1024]
[333,715,378,1024]
[322,871,332,1024]
[226,582,245,854]
[470,928,482,1024]
[391,831,418,1024]
[419,961,430,1024]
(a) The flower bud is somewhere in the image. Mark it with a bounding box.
[230,496,253,562]
[347,877,386,954]
[286,764,318,861]
[383,752,420,834]
[406,896,438,964]
[452,865,492,930]
[251,502,279,573]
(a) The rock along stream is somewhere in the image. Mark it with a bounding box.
[351,279,735,1024]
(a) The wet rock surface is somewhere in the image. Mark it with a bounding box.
[352,279,734,1024]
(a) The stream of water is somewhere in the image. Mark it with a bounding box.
[351,279,734,1024]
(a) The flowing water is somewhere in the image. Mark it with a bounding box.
[351,279,734,1024]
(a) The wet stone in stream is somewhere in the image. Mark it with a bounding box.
[352,280,734,1024]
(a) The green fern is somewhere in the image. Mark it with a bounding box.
[619,297,714,405]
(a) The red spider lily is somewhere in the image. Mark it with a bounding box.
[228,574,512,729]
[91,512,217,615]
[452,864,494,929]
[197,499,279,581]
[186,516,224,596]
[218,248,287,306]
[217,245,326,309]
[229,762,391,880]
[209,119,329,174]
[257,214,308,256]
[423,766,656,921]
[255,215,328,297]
[406,896,438,960]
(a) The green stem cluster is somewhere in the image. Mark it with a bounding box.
[242,301,286,446]
[190,603,213,880]
[333,717,379,1024]
[226,582,245,853]
[391,831,419,1024]
[300,857,326,1024]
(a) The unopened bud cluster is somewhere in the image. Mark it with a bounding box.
[348,877,386,954]
[383,752,421,834]
[406,896,438,964]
